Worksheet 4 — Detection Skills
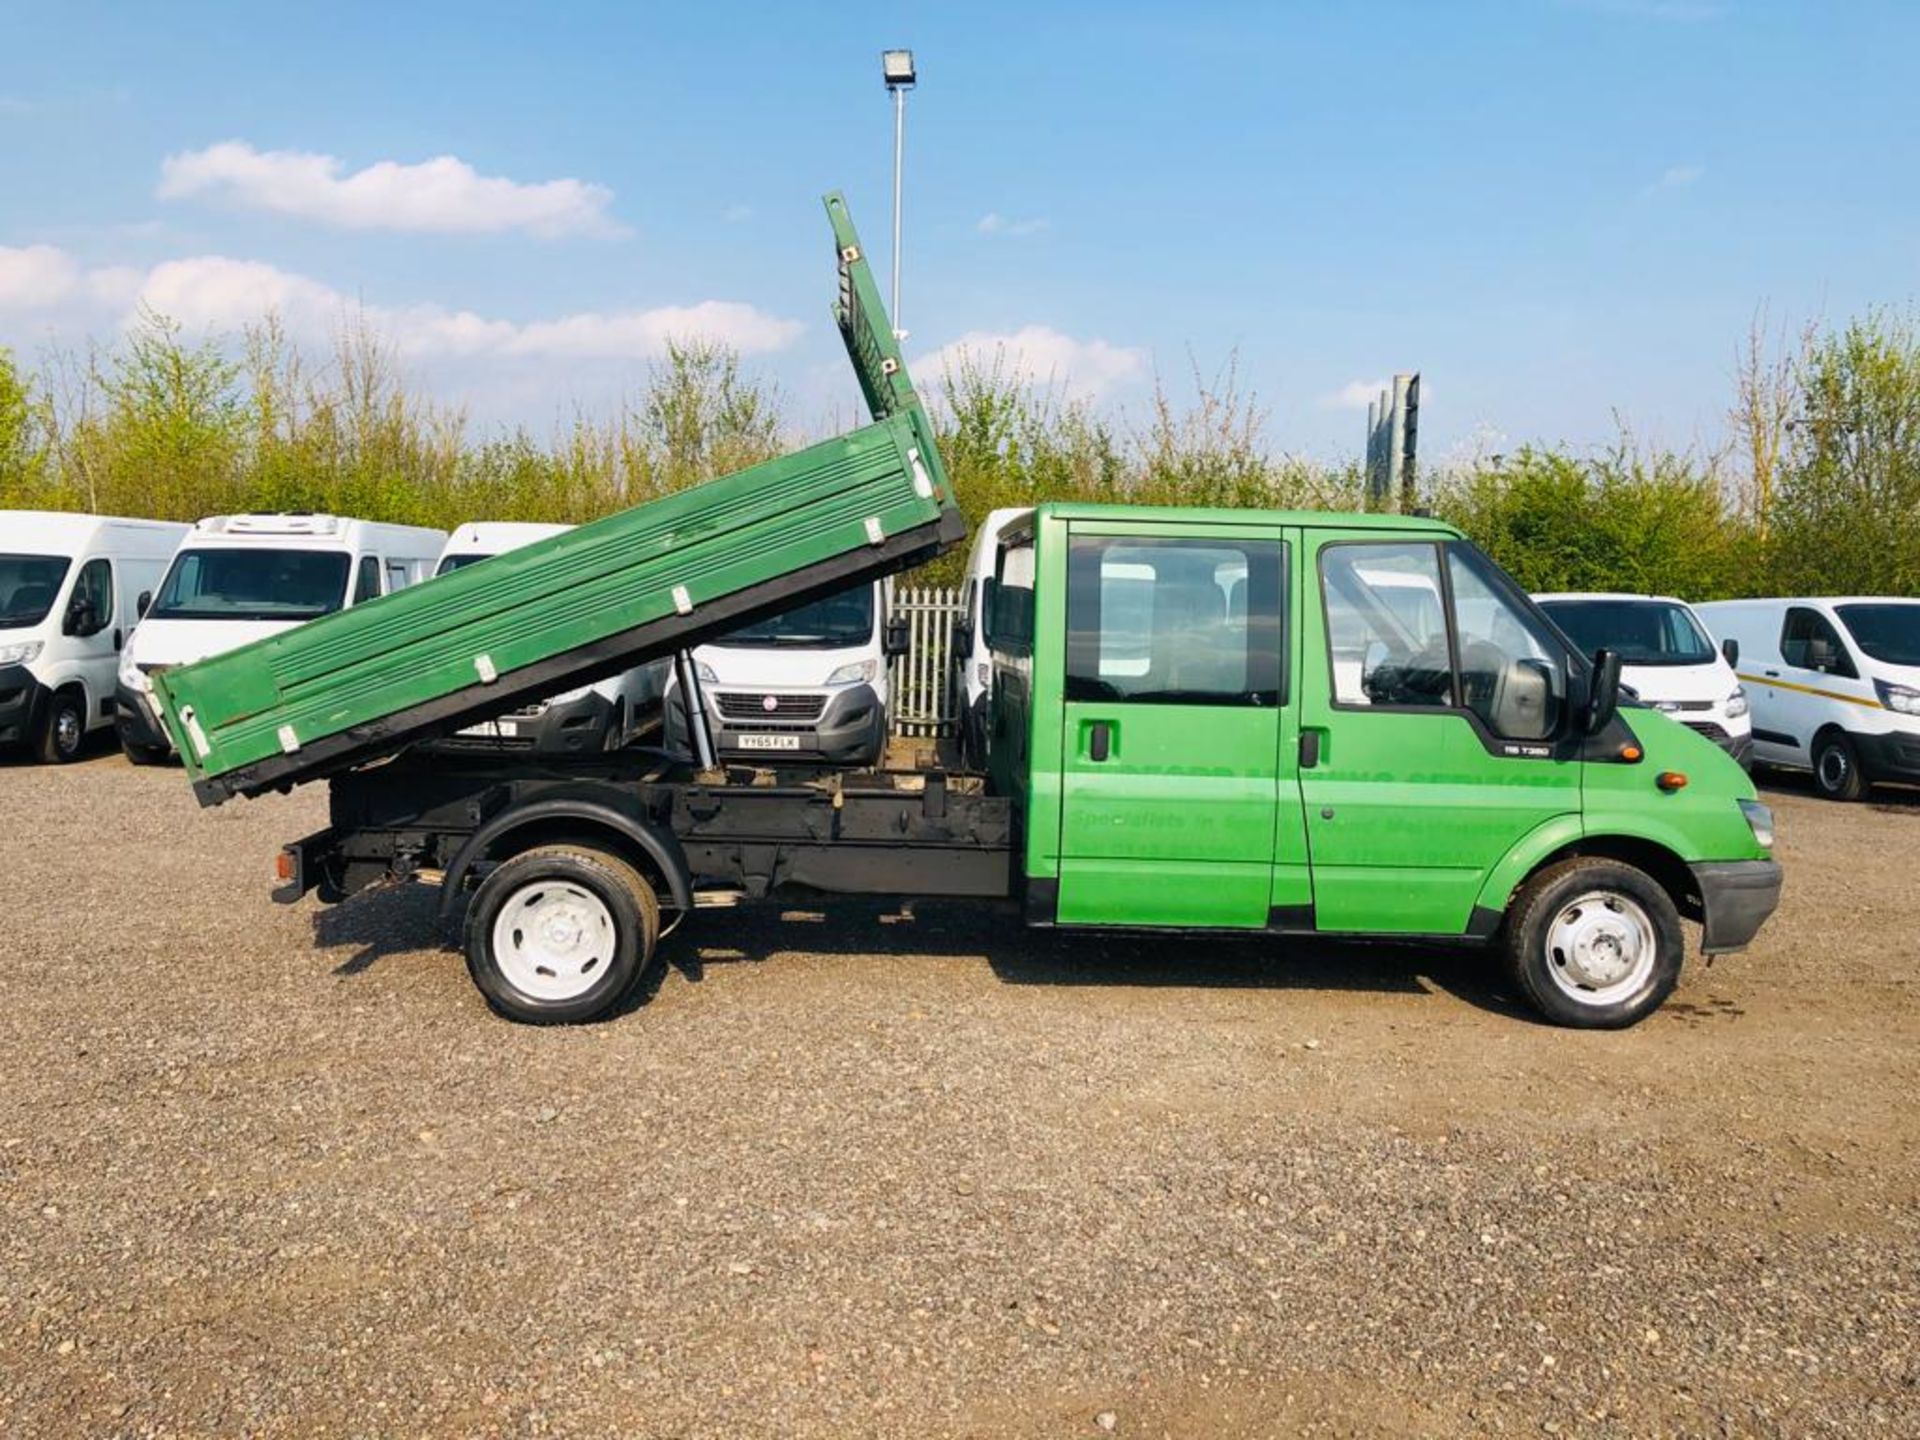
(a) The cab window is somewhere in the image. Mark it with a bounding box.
[69,558,114,636]
[1781,607,1856,678]
[1447,548,1563,741]
[352,557,383,605]
[1066,536,1284,706]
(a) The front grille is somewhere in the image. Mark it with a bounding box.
[714,691,827,722]
[1682,720,1730,745]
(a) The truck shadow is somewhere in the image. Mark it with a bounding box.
[314,886,1534,1023]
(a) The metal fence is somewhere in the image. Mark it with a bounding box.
[887,584,966,737]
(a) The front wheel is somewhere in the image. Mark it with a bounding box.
[463,844,659,1024]
[36,689,87,764]
[1812,731,1867,801]
[1502,858,1684,1028]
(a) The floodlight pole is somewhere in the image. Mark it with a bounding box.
[889,77,907,340]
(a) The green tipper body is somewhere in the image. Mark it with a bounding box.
[154,194,961,804]
[991,504,1770,936]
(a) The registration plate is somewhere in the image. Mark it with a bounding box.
[458,720,520,738]
[736,733,802,751]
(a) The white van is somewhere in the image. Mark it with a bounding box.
[662,581,904,767]
[430,522,669,753]
[1695,597,1920,799]
[1536,593,1752,769]
[0,511,190,762]
[955,507,1031,766]
[116,513,445,762]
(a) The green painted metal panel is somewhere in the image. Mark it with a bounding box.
[152,194,961,804]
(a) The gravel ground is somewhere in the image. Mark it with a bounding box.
[1,744,1916,1438]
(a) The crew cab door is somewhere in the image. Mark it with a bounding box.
[1054,520,1309,928]
[1298,534,1580,934]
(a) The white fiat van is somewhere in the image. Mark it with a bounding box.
[116,513,445,762]
[1536,593,1752,769]
[954,507,1031,766]
[430,522,669,753]
[0,511,190,762]
[1696,597,1920,800]
[662,581,905,767]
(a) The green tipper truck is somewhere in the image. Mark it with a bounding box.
[170,196,1783,1030]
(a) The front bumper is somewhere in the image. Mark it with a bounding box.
[114,681,175,754]
[430,690,617,755]
[667,682,885,766]
[1853,730,1920,786]
[0,664,50,748]
[1691,859,1783,954]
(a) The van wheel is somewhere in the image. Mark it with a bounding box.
[1502,858,1683,1029]
[1812,731,1867,801]
[37,689,87,764]
[463,844,659,1024]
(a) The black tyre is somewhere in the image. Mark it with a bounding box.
[1812,730,1868,802]
[1502,857,1684,1029]
[463,843,660,1024]
[36,688,87,764]
[120,735,170,766]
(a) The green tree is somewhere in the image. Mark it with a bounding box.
[0,346,51,500]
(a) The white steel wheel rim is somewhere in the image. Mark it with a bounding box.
[1543,889,1657,1007]
[491,879,618,1002]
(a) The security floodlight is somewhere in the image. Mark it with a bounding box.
[881,49,916,89]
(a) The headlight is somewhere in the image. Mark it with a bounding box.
[0,640,43,667]
[825,658,877,687]
[1875,679,1920,716]
[695,661,718,685]
[1725,685,1749,719]
[118,649,147,690]
[1738,798,1774,851]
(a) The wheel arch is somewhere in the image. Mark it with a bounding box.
[1477,816,1702,926]
[439,797,692,922]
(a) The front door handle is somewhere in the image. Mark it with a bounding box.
[1088,721,1112,763]
[113,627,123,651]
[1299,728,1323,769]
[1764,669,1780,678]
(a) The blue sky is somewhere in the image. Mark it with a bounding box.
[1,0,1915,465]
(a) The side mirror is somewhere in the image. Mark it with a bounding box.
[952,618,974,656]
[1583,648,1623,736]
[1721,637,1738,668]
[137,590,152,618]
[63,598,98,637]
[883,614,910,659]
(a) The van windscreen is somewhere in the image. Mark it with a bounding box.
[1836,604,1920,667]
[0,554,72,628]
[149,548,351,622]
[712,586,875,648]
[1537,598,1715,666]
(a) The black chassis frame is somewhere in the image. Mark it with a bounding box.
[275,748,1017,915]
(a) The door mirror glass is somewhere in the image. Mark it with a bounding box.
[1721,636,1739,668]
[1585,648,1624,735]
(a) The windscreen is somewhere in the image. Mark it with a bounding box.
[0,554,72,629]
[712,586,876,649]
[434,553,492,576]
[1538,598,1715,665]
[1836,603,1920,667]
[149,548,351,622]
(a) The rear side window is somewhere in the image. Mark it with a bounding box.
[1065,535,1284,706]
[385,560,410,593]
[1781,607,1856,679]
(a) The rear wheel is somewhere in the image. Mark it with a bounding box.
[36,688,87,764]
[464,844,659,1023]
[1502,858,1684,1028]
[1812,731,1867,801]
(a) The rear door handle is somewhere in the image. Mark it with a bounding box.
[1088,721,1112,763]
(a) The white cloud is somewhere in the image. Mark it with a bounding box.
[1650,163,1704,191]
[157,140,622,237]
[1320,377,1390,411]
[913,325,1146,401]
[976,212,1050,237]
[0,244,802,363]
[0,244,83,307]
